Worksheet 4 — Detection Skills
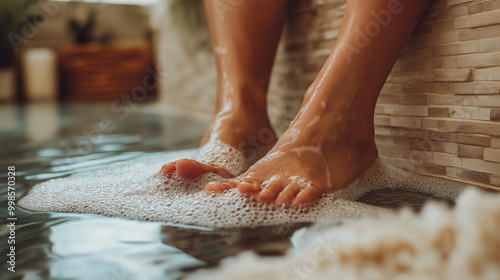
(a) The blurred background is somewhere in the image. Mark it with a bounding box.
[1,0,499,189]
[0,0,158,103]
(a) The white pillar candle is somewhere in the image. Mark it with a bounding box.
[22,48,59,102]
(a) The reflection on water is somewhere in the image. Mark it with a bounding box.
[0,103,459,280]
[0,104,301,280]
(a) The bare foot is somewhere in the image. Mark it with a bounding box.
[204,80,378,205]
[158,84,277,179]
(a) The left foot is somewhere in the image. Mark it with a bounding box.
[204,83,379,206]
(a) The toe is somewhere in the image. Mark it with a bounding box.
[237,179,261,194]
[175,159,204,179]
[293,184,323,205]
[157,162,177,176]
[205,181,237,193]
[175,159,234,179]
[275,182,301,206]
[258,181,284,203]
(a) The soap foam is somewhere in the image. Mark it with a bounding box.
[186,189,500,280]
[193,140,248,176]
[19,148,477,228]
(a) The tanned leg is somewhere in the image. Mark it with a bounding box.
[158,0,288,179]
[205,0,432,205]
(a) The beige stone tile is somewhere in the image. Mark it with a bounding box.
[418,69,473,82]
[422,119,439,130]
[402,82,453,94]
[492,137,500,148]
[435,119,500,136]
[389,117,422,129]
[484,148,500,163]
[468,10,500,28]
[411,139,436,152]
[429,131,458,142]
[491,109,500,121]
[428,95,477,106]
[374,116,390,126]
[390,72,419,83]
[375,135,396,145]
[491,175,500,187]
[399,94,428,105]
[398,60,426,72]
[458,144,485,158]
[428,107,451,117]
[378,144,412,159]
[451,107,491,120]
[374,106,387,115]
[432,20,454,33]
[439,31,459,44]
[468,2,485,15]
[485,0,500,11]
[399,48,433,60]
[380,83,403,95]
[475,66,500,81]
[393,136,413,147]
[376,95,399,104]
[478,96,500,107]
[459,25,500,41]
[453,82,500,94]
[432,41,478,56]
[462,158,500,175]
[375,126,392,136]
[416,162,447,175]
[409,150,434,163]
[425,5,468,23]
[457,133,491,146]
[479,38,500,53]
[390,62,402,73]
[457,52,500,68]
[391,128,429,140]
[453,17,470,29]
[438,142,460,154]
[433,153,462,167]
[380,105,429,117]
[411,139,459,154]
[446,166,491,184]
[432,57,457,69]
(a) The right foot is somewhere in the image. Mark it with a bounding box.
[157,82,277,180]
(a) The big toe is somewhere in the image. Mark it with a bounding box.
[293,185,323,206]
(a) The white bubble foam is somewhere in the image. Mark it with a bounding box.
[19,149,478,228]
[193,140,248,176]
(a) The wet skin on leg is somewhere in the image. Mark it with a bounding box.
[158,0,289,179]
[205,0,432,205]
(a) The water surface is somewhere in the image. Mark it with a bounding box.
[0,104,299,280]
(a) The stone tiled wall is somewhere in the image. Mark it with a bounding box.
[156,0,500,189]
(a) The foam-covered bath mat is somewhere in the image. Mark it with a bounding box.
[19,149,475,228]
